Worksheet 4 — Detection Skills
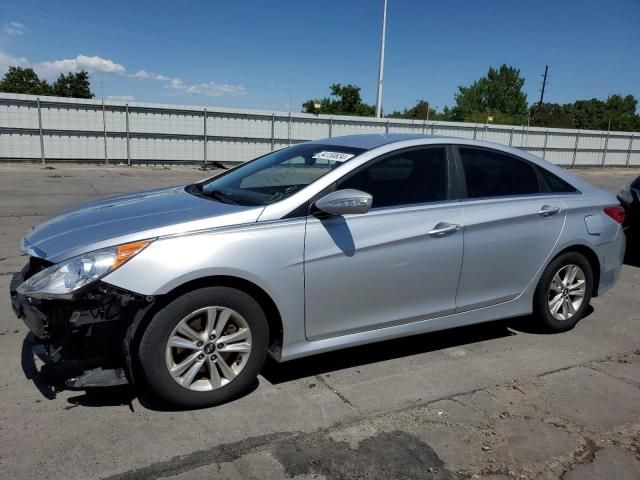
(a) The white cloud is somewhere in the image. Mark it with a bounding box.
[132,69,151,79]
[135,71,245,97]
[132,70,172,81]
[0,50,29,71]
[0,49,245,98]
[4,21,27,36]
[167,78,246,97]
[107,95,135,101]
[38,54,125,77]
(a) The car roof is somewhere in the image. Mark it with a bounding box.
[307,133,438,150]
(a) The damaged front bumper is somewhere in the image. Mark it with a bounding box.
[10,258,154,388]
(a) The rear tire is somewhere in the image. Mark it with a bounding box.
[138,286,269,408]
[533,252,593,332]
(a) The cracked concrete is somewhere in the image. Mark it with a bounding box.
[0,164,639,479]
[104,352,640,480]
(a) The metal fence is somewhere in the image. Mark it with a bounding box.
[1,92,639,167]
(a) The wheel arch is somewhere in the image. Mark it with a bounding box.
[550,244,601,296]
[124,275,284,383]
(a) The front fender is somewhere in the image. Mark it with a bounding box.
[103,219,308,352]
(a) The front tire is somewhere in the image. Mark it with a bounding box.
[533,252,593,332]
[138,286,269,408]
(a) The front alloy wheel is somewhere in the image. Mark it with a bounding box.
[166,306,252,391]
[138,287,269,408]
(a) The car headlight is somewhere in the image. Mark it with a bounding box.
[618,184,633,205]
[17,240,152,299]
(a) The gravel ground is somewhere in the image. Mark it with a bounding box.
[0,163,639,480]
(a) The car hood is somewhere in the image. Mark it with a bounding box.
[21,185,264,263]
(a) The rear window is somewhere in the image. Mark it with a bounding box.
[459,148,540,198]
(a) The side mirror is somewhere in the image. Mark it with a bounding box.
[314,189,373,216]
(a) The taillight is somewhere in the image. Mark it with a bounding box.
[603,206,626,224]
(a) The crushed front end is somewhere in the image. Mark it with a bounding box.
[10,257,153,388]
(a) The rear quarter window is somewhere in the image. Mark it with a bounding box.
[538,168,578,193]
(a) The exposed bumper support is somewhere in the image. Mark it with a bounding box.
[10,261,154,387]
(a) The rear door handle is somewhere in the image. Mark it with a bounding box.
[428,222,461,237]
[538,205,561,217]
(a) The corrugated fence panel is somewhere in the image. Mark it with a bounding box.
[0,102,39,129]
[0,93,638,167]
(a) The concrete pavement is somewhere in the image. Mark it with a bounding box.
[0,164,639,480]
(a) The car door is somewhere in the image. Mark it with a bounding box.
[454,146,566,311]
[303,146,464,340]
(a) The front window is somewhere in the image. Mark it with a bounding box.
[192,143,365,206]
[338,147,448,208]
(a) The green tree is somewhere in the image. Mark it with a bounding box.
[566,95,639,131]
[388,100,437,120]
[530,103,574,128]
[51,71,94,98]
[302,84,375,116]
[0,66,95,98]
[452,64,528,124]
[0,66,51,95]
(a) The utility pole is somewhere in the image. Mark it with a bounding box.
[100,74,108,164]
[538,65,548,106]
[375,0,388,118]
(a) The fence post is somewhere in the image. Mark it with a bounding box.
[385,121,390,133]
[329,117,333,138]
[102,99,108,164]
[571,133,580,168]
[36,98,45,164]
[203,108,207,164]
[601,129,610,167]
[288,111,292,146]
[125,103,131,166]
[270,113,276,151]
[542,130,549,159]
[431,123,435,135]
[626,135,634,168]
[473,126,478,140]
[509,128,514,146]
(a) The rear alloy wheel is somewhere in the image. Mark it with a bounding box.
[534,252,593,331]
[138,287,268,408]
[547,264,586,322]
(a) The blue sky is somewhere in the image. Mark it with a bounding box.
[0,0,638,113]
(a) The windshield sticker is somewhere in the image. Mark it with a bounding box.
[312,151,355,162]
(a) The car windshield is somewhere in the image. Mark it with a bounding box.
[192,143,365,206]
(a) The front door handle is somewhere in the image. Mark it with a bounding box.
[538,205,561,217]
[428,222,461,237]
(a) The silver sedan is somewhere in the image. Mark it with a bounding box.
[11,134,626,408]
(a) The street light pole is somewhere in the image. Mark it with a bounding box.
[375,0,387,118]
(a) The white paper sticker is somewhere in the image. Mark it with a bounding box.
[312,151,355,162]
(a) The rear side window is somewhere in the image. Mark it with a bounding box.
[459,148,540,198]
[338,148,448,208]
[538,168,578,193]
